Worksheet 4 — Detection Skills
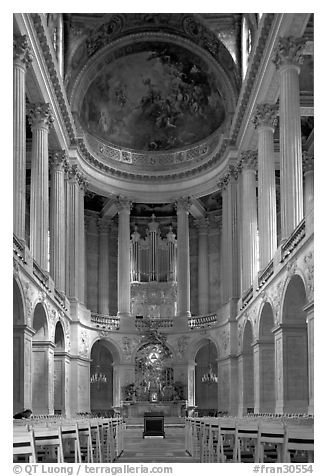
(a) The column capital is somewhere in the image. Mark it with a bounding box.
[239,150,258,171]
[13,34,33,68]
[217,164,239,191]
[27,103,54,129]
[97,216,111,233]
[66,164,88,190]
[49,150,68,171]
[272,36,306,70]
[252,103,278,130]
[302,151,314,173]
[116,197,132,214]
[175,197,192,213]
[194,217,209,232]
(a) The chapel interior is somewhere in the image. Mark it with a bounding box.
[13,12,314,463]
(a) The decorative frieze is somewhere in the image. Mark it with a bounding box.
[79,330,89,357]
[303,251,314,301]
[49,150,68,171]
[252,103,279,130]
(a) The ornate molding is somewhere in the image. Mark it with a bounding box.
[23,280,36,327]
[303,251,314,301]
[27,103,54,129]
[272,36,306,70]
[176,335,190,360]
[302,152,314,173]
[116,197,132,213]
[269,280,284,325]
[13,34,33,68]
[252,103,278,130]
[79,330,89,357]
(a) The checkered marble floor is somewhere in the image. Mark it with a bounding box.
[117,427,198,463]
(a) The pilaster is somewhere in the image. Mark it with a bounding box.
[117,198,132,330]
[194,217,209,315]
[176,198,192,320]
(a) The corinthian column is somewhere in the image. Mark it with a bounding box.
[273,36,306,239]
[98,217,111,315]
[253,104,278,269]
[49,151,68,291]
[302,152,314,216]
[176,198,191,318]
[28,103,54,270]
[65,165,87,303]
[239,151,258,292]
[219,165,240,304]
[195,217,209,315]
[117,198,132,319]
[13,34,33,241]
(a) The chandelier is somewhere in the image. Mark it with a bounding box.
[201,341,218,384]
[90,371,107,384]
[201,363,218,384]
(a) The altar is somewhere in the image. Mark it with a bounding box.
[122,401,185,418]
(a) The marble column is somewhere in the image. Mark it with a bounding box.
[49,151,68,292]
[98,217,111,315]
[78,175,87,305]
[32,341,55,414]
[273,36,305,239]
[117,198,132,320]
[195,217,209,315]
[13,34,33,241]
[237,354,245,416]
[239,151,258,292]
[253,104,278,269]
[66,165,86,302]
[219,166,240,304]
[302,152,314,217]
[253,340,275,413]
[176,198,191,318]
[187,362,196,407]
[85,212,99,312]
[28,103,54,270]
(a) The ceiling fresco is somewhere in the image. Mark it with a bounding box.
[80,41,226,151]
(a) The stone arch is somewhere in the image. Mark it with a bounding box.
[258,301,275,412]
[241,320,254,414]
[90,339,115,412]
[31,303,51,414]
[32,302,49,341]
[279,273,309,412]
[13,277,25,325]
[194,338,218,412]
[13,277,30,414]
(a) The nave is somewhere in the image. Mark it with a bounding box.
[13,414,314,464]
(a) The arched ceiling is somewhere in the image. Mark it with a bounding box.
[64,13,240,196]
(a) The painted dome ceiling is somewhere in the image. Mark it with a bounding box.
[67,13,240,187]
[79,41,226,151]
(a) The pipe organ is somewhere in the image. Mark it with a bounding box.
[130,214,177,318]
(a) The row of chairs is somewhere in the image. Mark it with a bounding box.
[185,417,314,463]
[13,416,124,463]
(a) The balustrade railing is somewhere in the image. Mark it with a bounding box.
[91,313,120,330]
[188,313,217,329]
[257,259,274,289]
[241,285,253,308]
[13,234,25,261]
[135,317,173,329]
[281,218,306,262]
[32,260,50,288]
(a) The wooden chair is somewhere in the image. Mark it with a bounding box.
[61,423,82,463]
[234,419,260,463]
[100,419,116,462]
[207,420,221,462]
[13,429,36,463]
[199,419,211,462]
[282,425,314,463]
[34,426,64,463]
[77,421,93,463]
[258,420,285,463]
[218,418,237,462]
[90,419,103,463]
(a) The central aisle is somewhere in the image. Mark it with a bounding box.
[117,427,197,463]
